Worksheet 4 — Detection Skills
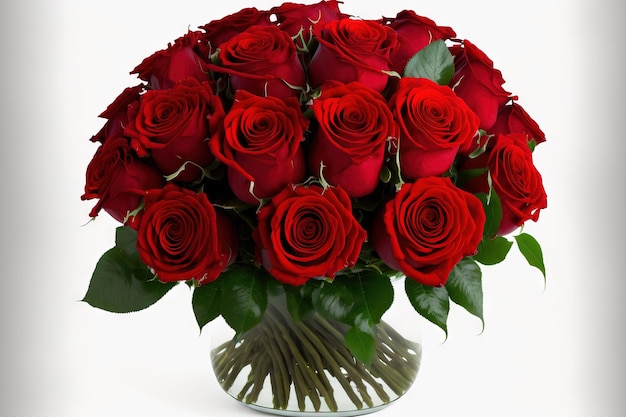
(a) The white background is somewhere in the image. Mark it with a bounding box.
[1,0,624,416]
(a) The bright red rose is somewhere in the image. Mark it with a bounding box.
[91,84,144,143]
[490,101,546,144]
[270,0,347,51]
[210,90,308,204]
[459,133,547,235]
[124,77,225,183]
[212,25,306,99]
[384,10,456,73]
[308,81,398,197]
[388,77,480,179]
[82,136,165,223]
[198,7,272,52]
[131,31,210,90]
[370,177,485,287]
[135,183,238,285]
[449,39,513,134]
[308,18,399,92]
[254,184,367,286]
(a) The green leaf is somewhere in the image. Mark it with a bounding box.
[403,39,455,85]
[284,282,315,322]
[115,225,139,255]
[82,247,176,313]
[474,236,513,265]
[220,267,268,336]
[192,280,221,331]
[345,322,376,368]
[446,258,484,330]
[476,191,503,239]
[341,270,394,324]
[514,233,546,280]
[311,280,355,323]
[405,278,449,337]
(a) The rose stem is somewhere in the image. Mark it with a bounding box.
[244,354,271,404]
[295,319,371,408]
[260,326,292,408]
[265,305,331,411]
[305,318,391,405]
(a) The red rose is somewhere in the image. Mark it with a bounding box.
[459,133,547,235]
[91,84,144,143]
[308,81,398,197]
[82,136,165,223]
[490,101,546,144]
[388,77,479,179]
[308,18,399,92]
[384,10,456,73]
[198,7,272,52]
[124,77,225,183]
[270,0,346,51]
[370,177,485,287]
[209,90,308,204]
[212,25,306,99]
[449,39,513,133]
[254,184,367,286]
[131,31,210,90]
[136,183,238,285]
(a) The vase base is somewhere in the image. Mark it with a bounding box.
[239,398,395,417]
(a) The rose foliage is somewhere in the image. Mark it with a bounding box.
[82,0,547,363]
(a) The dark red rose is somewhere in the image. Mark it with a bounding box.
[131,31,210,90]
[254,184,367,286]
[270,0,347,51]
[388,77,480,179]
[370,177,485,286]
[136,183,238,285]
[211,25,306,99]
[198,7,272,53]
[384,10,456,73]
[91,84,144,143]
[490,101,546,144]
[308,18,399,92]
[81,136,165,224]
[209,90,308,204]
[308,81,398,197]
[449,39,514,134]
[124,77,225,183]
[459,133,547,235]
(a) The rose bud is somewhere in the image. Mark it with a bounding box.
[308,80,398,197]
[388,77,479,179]
[384,10,456,73]
[90,84,144,144]
[308,18,399,93]
[131,31,211,90]
[198,7,273,52]
[254,184,367,286]
[82,136,165,224]
[490,101,546,145]
[136,183,238,285]
[370,177,485,287]
[459,133,547,235]
[449,39,513,134]
[210,90,308,204]
[211,25,307,99]
[124,77,225,183]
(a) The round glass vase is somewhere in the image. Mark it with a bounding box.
[209,279,422,416]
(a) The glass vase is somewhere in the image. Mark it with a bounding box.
[209,280,421,416]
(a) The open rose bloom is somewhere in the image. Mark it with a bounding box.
[81,1,548,412]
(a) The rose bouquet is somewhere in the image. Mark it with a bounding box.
[81,0,547,414]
